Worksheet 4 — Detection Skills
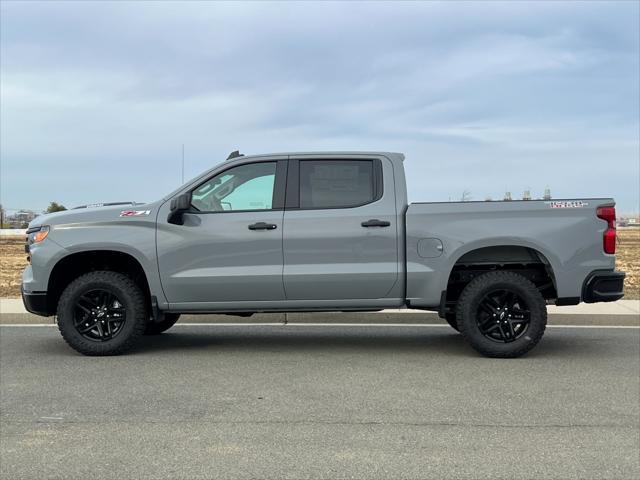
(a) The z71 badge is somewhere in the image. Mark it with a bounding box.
[547,201,589,209]
[119,210,151,217]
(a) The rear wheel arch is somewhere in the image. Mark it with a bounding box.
[47,250,152,315]
[443,245,558,313]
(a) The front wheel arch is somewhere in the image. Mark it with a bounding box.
[47,250,152,316]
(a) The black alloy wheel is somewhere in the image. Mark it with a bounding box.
[475,289,530,343]
[73,289,126,341]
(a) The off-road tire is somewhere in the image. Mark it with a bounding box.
[456,271,547,358]
[144,313,180,335]
[57,271,147,356]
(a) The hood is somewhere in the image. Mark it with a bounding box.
[27,202,159,229]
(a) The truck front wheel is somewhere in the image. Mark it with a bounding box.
[57,271,148,356]
[456,271,547,358]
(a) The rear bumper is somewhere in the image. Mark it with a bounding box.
[21,288,52,317]
[582,270,625,303]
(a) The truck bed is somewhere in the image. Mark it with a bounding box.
[405,198,616,307]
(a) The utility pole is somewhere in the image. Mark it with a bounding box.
[181,144,185,184]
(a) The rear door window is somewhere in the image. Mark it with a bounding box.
[299,160,375,209]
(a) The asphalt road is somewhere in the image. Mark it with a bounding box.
[1,324,639,480]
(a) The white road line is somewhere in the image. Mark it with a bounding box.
[1,323,638,329]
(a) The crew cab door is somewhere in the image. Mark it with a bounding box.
[157,158,287,308]
[282,155,399,300]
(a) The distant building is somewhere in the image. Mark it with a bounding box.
[7,210,38,228]
[618,216,640,227]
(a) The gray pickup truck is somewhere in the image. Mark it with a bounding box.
[22,151,625,357]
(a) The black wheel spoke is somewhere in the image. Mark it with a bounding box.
[99,291,110,308]
[479,301,496,315]
[481,323,500,334]
[484,295,501,310]
[73,310,91,327]
[496,324,508,341]
[78,295,97,309]
[478,315,497,331]
[95,321,105,338]
[76,303,92,315]
[78,321,98,334]
[506,320,516,339]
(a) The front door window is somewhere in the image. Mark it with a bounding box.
[191,162,276,212]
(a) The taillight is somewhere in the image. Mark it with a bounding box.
[597,206,616,254]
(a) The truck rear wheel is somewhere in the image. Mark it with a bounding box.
[57,271,147,356]
[145,313,180,335]
[456,271,547,358]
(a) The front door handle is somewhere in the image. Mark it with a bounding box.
[361,219,391,227]
[248,222,278,231]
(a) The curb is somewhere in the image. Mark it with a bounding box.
[1,311,638,326]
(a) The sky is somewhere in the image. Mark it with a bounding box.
[1,1,639,214]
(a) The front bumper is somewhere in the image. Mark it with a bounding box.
[21,288,52,317]
[582,270,625,303]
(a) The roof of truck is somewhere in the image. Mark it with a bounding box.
[224,151,405,162]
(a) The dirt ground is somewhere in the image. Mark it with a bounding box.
[617,228,640,299]
[0,238,28,298]
[1,230,639,299]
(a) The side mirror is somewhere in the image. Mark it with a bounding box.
[170,192,191,212]
[168,192,191,225]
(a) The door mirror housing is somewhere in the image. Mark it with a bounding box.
[168,192,191,224]
[170,192,191,212]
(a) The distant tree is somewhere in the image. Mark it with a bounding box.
[45,202,67,213]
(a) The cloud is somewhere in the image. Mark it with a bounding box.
[1,1,638,212]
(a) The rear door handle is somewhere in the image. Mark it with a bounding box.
[248,222,277,231]
[361,219,391,228]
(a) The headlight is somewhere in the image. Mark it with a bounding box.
[27,225,50,244]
